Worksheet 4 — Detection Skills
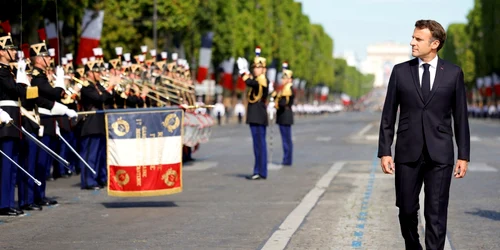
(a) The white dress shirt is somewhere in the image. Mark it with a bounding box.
[418,55,439,90]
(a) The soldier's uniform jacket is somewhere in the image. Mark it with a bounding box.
[31,67,65,137]
[78,80,113,136]
[0,63,29,139]
[243,73,269,126]
[145,76,161,107]
[273,82,294,125]
[20,90,57,135]
[125,91,144,108]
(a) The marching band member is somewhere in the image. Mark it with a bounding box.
[0,33,27,216]
[78,60,116,190]
[29,41,77,206]
[271,63,295,166]
[237,47,269,180]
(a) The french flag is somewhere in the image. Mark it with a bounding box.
[493,73,500,96]
[44,19,62,65]
[221,57,235,90]
[197,32,214,84]
[76,9,104,66]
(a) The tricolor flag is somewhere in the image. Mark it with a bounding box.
[44,19,63,65]
[221,57,235,90]
[76,9,104,66]
[106,109,184,197]
[197,32,214,83]
[493,73,500,96]
[484,76,493,97]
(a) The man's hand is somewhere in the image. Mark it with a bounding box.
[380,156,395,174]
[454,159,468,178]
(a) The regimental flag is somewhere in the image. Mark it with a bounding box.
[106,109,184,197]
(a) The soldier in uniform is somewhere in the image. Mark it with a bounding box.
[53,58,80,179]
[237,47,269,180]
[271,63,295,166]
[78,60,116,190]
[29,41,77,206]
[0,33,26,216]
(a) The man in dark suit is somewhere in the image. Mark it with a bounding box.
[378,20,470,250]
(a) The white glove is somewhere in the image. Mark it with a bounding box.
[268,98,276,120]
[54,66,66,89]
[55,122,61,136]
[268,82,274,93]
[16,59,30,86]
[237,57,249,75]
[0,110,13,124]
[65,109,78,118]
[50,102,69,115]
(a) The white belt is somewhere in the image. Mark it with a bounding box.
[0,100,18,107]
[38,108,51,115]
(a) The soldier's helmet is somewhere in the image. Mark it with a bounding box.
[0,33,17,50]
[29,41,49,57]
[252,46,266,68]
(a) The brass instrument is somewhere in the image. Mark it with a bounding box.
[160,76,195,93]
[132,79,183,104]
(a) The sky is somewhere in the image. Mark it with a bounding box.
[295,0,474,62]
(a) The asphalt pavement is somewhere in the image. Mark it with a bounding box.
[0,111,498,250]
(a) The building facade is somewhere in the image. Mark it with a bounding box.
[360,42,411,87]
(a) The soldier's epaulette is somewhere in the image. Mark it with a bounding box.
[26,86,39,99]
[256,74,268,87]
[281,83,293,97]
[32,69,41,77]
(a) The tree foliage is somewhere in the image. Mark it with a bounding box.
[0,0,371,98]
[440,0,499,90]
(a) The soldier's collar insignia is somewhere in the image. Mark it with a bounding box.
[32,69,40,76]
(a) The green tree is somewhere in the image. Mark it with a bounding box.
[439,23,475,88]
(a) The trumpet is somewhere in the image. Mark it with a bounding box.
[160,76,195,94]
[133,79,183,103]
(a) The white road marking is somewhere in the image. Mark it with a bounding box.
[470,136,481,142]
[316,136,332,141]
[183,161,218,171]
[365,135,379,141]
[357,123,374,137]
[261,161,346,250]
[468,162,498,172]
[267,163,283,170]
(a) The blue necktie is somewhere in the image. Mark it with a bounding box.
[422,63,430,102]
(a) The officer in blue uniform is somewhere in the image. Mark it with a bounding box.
[77,60,116,190]
[237,47,269,180]
[29,41,77,206]
[271,63,295,166]
[0,34,31,216]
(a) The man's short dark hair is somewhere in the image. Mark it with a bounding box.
[415,20,447,51]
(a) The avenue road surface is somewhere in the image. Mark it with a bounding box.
[0,111,498,250]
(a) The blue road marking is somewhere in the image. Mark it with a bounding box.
[351,154,378,249]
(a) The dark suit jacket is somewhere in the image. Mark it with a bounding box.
[378,57,470,165]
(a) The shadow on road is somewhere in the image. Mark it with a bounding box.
[465,209,500,221]
[101,201,178,208]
